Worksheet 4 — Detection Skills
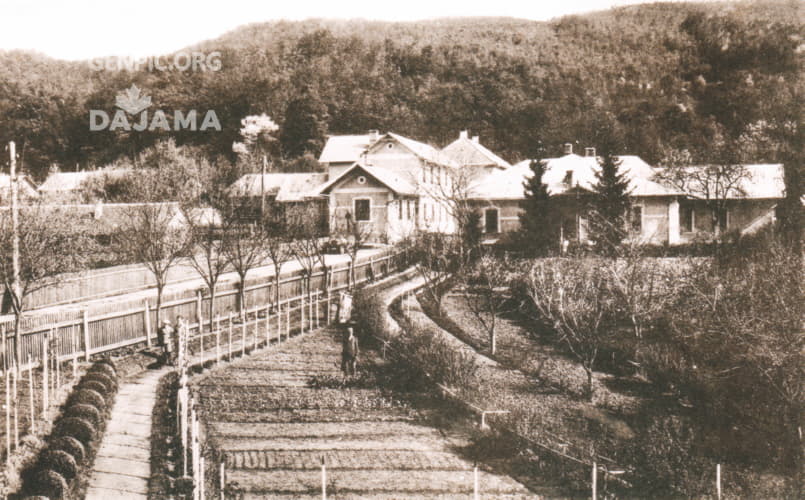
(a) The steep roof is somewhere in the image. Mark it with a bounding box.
[229,173,328,202]
[471,154,684,200]
[658,164,785,199]
[441,136,511,169]
[317,162,417,196]
[375,133,459,168]
[319,134,378,164]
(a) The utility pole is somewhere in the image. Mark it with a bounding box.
[9,141,21,370]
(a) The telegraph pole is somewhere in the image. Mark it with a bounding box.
[8,142,21,370]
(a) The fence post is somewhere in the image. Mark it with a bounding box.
[286,302,290,338]
[321,455,326,500]
[241,317,246,356]
[276,302,282,343]
[11,367,18,449]
[301,294,306,334]
[179,383,188,476]
[191,406,198,500]
[326,293,331,325]
[473,464,479,500]
[71,326,77,378]
[196,290,203,335]
[42,333,49,418]
[27,356,34,435]
[220,461,225,500]
[144,299,152,348]
[82,310,91,361]
[5,370,9,460]
[215,315,220,366]
[228,312,233,360]
[716,464,721,500]
[592,461,597,500]
[200,456,205,500]
[265,304,270,346]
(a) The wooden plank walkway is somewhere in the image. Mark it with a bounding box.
[85,368,168,500]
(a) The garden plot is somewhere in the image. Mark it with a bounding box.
[194,327,532,498]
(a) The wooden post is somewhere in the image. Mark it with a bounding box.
[27,356,34,435]
[12,367,18,448]
[321,456,326,500]
[310,291,315,331]
[326,293,330,325]
[200,456,205,500]
[228,312,233,360]
[220,461,225,500]
[285,302,290,338]
[144,299,152,348]
[82,310,91,361]
[5,370,9,460]
[199,319,204,362]
[276,302,282,343]
[592,461,597,500]
[716,464,721,500]
[71,326,77,379]
[42,333,49,418]
[191,407,198,500]
[215,315,221,366]
[473,465,479,500]
[241,317,246,356]
[196,290,203,335]
[300,294,306,334]
[179,386,188,476]
[265,305,270,346]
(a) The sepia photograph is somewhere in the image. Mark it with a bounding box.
[0,0,802,498]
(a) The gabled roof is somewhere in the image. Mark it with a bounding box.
[0,174,38,198]
[471,154,684,200]
[371,133,459,168]
[229,173,328,202]
[37,169,132,193]
[441,136,511,170]
[319,134,379,164]
[317,163,417,196]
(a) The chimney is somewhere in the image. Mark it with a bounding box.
[585,147,596,157]
[459,130,468,140]
[563,143,573,155]
[471,135,479,143]
[368,130,379,142]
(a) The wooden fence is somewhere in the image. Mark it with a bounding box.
[0,248,408,372]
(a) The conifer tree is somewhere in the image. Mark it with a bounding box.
[588,147,632,256]
[519,159,558,256]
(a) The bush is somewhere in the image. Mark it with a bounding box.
[79,381,113,403]
[87,363,116,380]
[82,372,117,393]
[63,404,102,427]
[95,357,117,372]
[37,449,78,481]
[352,288,388,342]
[29,469,68,499]
[54,417,96,446]
[49,436,85,464]
[68,388,106,412]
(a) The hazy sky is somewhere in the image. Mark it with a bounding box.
[2,0,704,60]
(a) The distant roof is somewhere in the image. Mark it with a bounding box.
[658,164,785,199]
[38,169,131,193]
[317,162,417,196]
[0,174,38,198]
[471,154,684,200]
[229,173,328,202]
[0,202,188,232]
[374,133,459,168]
[441,136,511,170]
[319,134,379,164]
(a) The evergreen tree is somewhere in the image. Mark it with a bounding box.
[279,86,329,158]
[519,158,558,256]
[588,148,632,256]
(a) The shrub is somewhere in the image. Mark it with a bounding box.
[87,363,116,380]
[82,372,117,393]
[68,388,106,412]
[54,417,96,446]
[38,449,77,481]
[49,436,85,464]
[63,404,102,427]
[29,469,68,499]
[352,289,389,342]
[79,381,113,402]
[95,357,117,372]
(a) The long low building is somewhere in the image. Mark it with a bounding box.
[228,132,786,246]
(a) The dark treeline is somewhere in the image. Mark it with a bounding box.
[0,0,801,180]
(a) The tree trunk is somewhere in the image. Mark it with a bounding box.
[155,283,164,331]
[13,312,21,373]
[208,283,216,333]
[489,321,497,356]
[585,365,594,401]
[274,268,282,311]
[238,274,247,321]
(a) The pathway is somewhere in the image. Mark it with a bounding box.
[85,367,168,500]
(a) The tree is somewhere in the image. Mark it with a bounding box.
[460,255,513,356]
[287,204,328,301]
[519,159,558,256]
[261,206,294,310]
[332,212,373,289]
[184,203,229,333]
[221,200,268,320]
[0,205,93,368]
[588,148,631,255]
[525,258,615,400]
[279,87,328,158]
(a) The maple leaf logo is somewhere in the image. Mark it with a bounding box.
[115,84,152,115]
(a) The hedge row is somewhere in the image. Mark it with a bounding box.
[20,359,118,500]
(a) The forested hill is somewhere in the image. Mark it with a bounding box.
[0,0,802,180]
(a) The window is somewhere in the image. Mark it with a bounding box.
[354,199,371,222]
[681,203,694,232]
[484,208,499,233]
[356,176,366,185]
[631,206,643,232]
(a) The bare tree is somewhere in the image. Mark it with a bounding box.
[287,204,326,301]
[525,258,615,399]
[116,202,191,329]
[262,206,294,309]
[0,205,93,367]
[332,211,373,289]
[184,204,229,332]
[222,212,268,320]
[459,254,513,355]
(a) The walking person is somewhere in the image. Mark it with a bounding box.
[341,327,359,377]
[157,319,175,366]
